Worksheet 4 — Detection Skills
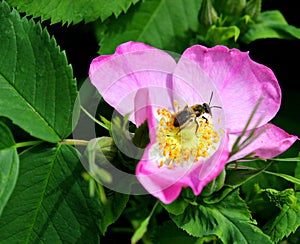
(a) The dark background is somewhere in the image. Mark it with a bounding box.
[244,1,300,147]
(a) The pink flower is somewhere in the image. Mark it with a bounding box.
[89,41,297,204]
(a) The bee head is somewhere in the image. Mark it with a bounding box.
[203,103,212,115]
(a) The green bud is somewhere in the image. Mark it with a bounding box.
[214,0,246,16]
[244,0,262,20]
[198,0,218,29]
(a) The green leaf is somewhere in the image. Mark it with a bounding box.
[171,190,272,243]
[201,169,226,197]
[161,195,189,216]
[0,2,78,143]
[0,144,101,243]
[241,10,300,43]
[84,137,129,234]
[264,171,300,185]
[99,190,129,234]
[131,215,151,244]
[271,157,300,162]
[7,0,140,24]
[131,200,159,244]
[132,120,150,149]
[98,0,202,54]
[262,189,300,242]
[203,163,269,204]
[294,155,300,191]
[0,122,19,216]
[205,25,240,45]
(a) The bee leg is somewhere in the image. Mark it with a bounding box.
[201,115,209,124]
[194,117,199,134]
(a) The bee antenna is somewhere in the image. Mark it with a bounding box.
[210,105,222,109]
[208,92,214,106]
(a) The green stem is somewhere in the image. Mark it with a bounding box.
[80,105,109,131]
[14,141,42,148]
[149,200,160,218]
[60,139,89,146]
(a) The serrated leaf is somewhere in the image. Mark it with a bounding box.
[171,190,272,243]
[241,10,300,43]
[262,189,300,242]
[0,122,19,216]
[0,144,100,243]
[0,2,78,143]
[99,0,202,54]
[7,0,140,25]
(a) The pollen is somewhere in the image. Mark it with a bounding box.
[155,106,221,168]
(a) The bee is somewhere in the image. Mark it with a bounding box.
[173,92,221,133]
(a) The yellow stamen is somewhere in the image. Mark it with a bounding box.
[155,105,221,168]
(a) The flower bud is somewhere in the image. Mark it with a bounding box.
[244,0,262,20]
[214,0,246,16]
[198,0,218,29]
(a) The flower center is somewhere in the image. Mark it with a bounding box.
[155,103,221,168]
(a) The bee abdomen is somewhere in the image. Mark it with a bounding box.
[173,110,193,127]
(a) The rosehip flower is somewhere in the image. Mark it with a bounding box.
[89,41,297,204]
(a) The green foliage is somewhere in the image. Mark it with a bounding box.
[85,137,117,184]
[132,120,150,149]
[98,0,202,54]
[0,122,19,216]
[195,0,300,46]
[0,1,78,142]
[7,0,140,24]
[261,188,300,242]
[241,10,300,43]
[169,190,272,243]
[0,144,101,243]
[131,214,151,244]
[98,190,130,234]
[131,201,159,244]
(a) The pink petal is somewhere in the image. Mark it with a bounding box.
[89,41,177,122]
[228,123,298,162]
[136,135,230,204]
[172,52,222,107]
[180,45,281,133]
